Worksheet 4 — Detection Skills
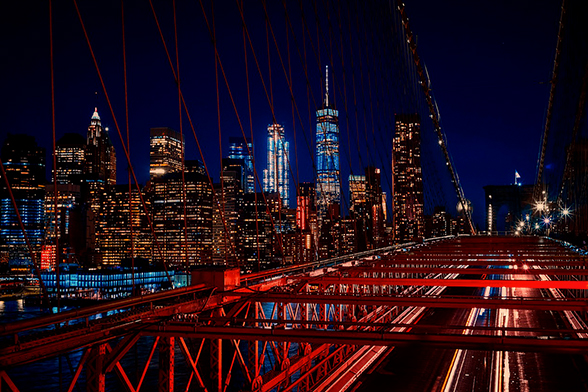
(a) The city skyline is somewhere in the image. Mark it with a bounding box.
[1,1,564,229]
[2,2,588,391]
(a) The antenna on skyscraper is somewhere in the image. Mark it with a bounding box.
[325,65,329,108]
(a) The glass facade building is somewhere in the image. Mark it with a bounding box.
[41,269,174,298]
[316,66,340,223]
[0,134,46,265]
[228,137,255,193]
[263,123,289,207]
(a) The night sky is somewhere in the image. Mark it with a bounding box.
[0,0,561,228]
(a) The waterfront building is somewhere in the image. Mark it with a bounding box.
[40,267,174,299]
[316,65,340,224]
[263,123,289,208]
[392,114,425,242]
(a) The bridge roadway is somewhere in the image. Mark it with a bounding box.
[352,280,588,391]
[1,236,587,391]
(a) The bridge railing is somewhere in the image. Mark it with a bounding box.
[240,235,457,286]
[0,283,210,337]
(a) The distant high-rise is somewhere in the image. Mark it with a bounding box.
[296,182,317,263]
[237,192,271,270]
[85,108,116,186]
[43,183,81,267]
[365,166,384,246]
[0,134,46,264]
[263,123,289,207]
[228,137,255,193]
[150,127,183,180]
[96,185,152,266]
[392,114,424,242]
[316,65,340,223]
[296,182,316,232]
[349,174,367,218]
[152,162,212,268]
[55,133,86,185]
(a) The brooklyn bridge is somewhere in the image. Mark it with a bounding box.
[1,0,588,391]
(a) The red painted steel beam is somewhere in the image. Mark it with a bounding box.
[375,259,588,267]
[242,292,588,312]
[346,266,588,276]
[192,317,581,337]
[139,324,588,354]
[305,277,588,290]
[0,284,209,336]
[385,255,583,261]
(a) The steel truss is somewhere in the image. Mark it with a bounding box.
[1,236,587,391]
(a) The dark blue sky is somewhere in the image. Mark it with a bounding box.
[0,0,561,228]
[407,0,560,225]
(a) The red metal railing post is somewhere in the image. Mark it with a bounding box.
[86,344,106,392]
[158,337,175,392]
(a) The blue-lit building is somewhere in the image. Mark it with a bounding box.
[41,267,174,298]
[228,137,255,193]
[0,134,46,266]
[263,124,290,207]
[316,65,340,223]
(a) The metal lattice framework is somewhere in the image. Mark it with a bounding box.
[1,236,588,391]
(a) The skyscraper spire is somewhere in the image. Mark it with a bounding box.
[91,107,100,121]
[325,65,329,108]
[316,65,340,225]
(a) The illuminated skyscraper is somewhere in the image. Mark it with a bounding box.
[96,185,152,266]
[263,123,289,207]
[316,65,340,223]
[392,114,424,242]
[212,159,243,265]
[237,192,271,270]
[296,182,317,263]
[84,108,116,219]
[150,127,183,180]
[228,137,255,193]
[43,183,81,267]
[0,134,46,264]
[85,107,116,186]
[349,174,367,250]
[152,162,212,268]
[55,133,86,185]
[296,182,316,232]
[349,174,367,217]
[365,166,384,246]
